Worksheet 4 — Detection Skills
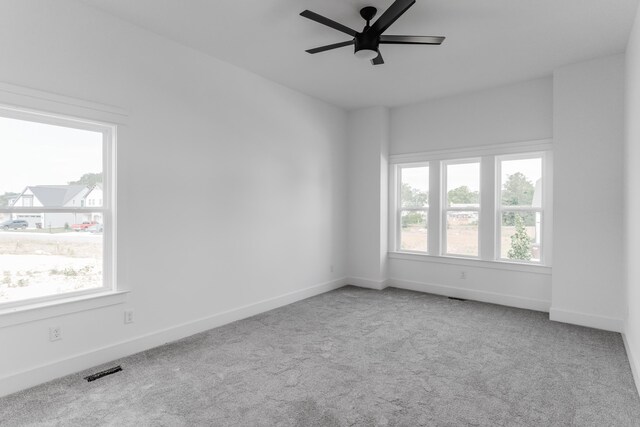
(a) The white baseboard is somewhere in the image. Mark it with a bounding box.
[346,276,389,291]
[390,278,551,312]
[549,307,624,332]
[622,333,640,396]
[0,277,347,398]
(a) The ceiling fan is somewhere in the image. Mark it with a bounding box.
[300,0,445,65]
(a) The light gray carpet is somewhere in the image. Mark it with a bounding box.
[1,286,639,426]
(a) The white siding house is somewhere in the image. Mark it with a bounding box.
[84,184,103,223]
[10,185,90,229]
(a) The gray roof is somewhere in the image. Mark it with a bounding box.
[21,185,87,207]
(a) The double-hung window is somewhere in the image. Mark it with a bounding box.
[390,143,551,266]
[0,106,116,307]
[443,159,480,258]
[397,164,429,252]
[497,154,544,263]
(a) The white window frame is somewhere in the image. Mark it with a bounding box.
[0,105,117,310]
[495,152,548,265]
[389,140,553,270]
[395,163,429,253]
[442,158,482,259]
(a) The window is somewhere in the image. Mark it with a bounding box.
[390,144,551,266]
[497,154,543,263]
[443,160,480,257]
[0,107,115,307]
[397,164,429,252]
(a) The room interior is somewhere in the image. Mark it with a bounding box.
[1,0,640,424]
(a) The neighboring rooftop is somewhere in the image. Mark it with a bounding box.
[12,185,88,207]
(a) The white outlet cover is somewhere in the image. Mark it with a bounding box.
[49,326,62,341]
[124,310,134,324]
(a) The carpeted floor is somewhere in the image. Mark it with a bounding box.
[1,286,639,426]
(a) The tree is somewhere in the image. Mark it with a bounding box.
[502,172,534,205]
[507,214,532,261]
[447,186,479,205]
[0,192,19,208]
[401,183,428,228]
[68,173,102,187]
[401,183,428,208]
[502,173,535,226]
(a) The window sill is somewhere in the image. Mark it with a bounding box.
[0,290,129,328]
[388,251,552,275]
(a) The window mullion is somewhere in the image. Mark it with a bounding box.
[480,156,495,261]
[429,161,440,255]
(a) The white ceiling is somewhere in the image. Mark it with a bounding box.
[81,0,639,109]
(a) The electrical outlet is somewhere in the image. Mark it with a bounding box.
[124,310,134,324]
[49,326,62,342]
[459,271,467,279]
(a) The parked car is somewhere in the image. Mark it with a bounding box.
[87,223,103,233]
[0,219,28,230]
[71,221,98,231]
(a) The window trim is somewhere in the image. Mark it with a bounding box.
[442,158,482,259]
[396,162,429,254]
[495,152,547,265]
[389,139,553,269]
[0,104,118,310]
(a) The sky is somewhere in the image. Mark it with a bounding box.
[446,162,480,192]
[500,158,541,186]
[0,116,102,195]
[402,166,429,193]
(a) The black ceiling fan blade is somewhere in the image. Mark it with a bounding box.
[370,0,416,35]
[380,35,445,45]
[371,52,384,66]
[300,10,358,37]
[306,40,354,54]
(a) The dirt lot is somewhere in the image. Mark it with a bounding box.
[0,231,103,303]
[400,225,539,261]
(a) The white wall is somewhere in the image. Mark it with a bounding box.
[391,78,554,154]
[388,78,554,310]
[0,0,348,395]
[551,54,626,332]
[625,3,640,391]
[347,107,390,289]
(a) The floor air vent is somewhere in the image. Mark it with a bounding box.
[448,297,467,302]
[84,365,122,382]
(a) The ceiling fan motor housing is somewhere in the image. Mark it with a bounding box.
[354,31,380,58]
[355,6,379,59]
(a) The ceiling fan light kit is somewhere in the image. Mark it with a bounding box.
[301,0,445,66]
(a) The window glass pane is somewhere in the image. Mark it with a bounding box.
[0,213,103,303]
[0,114,105,304]
[446,162,480,208]
[0,116,103,201]
[500,157,542,207]
[400,166,428,208]
[446,211,478,256]
[400,210,427,252]
[501,211,540,262]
